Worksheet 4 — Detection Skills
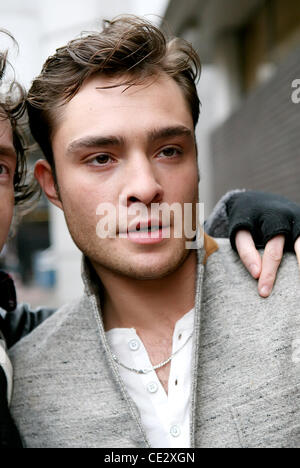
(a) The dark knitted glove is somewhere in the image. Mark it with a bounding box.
[227,191,300,251]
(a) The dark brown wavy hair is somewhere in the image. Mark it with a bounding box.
[0,31,38,206]
[27,15,201,171]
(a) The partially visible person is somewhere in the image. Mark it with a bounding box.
[0,32,55,448]
[0,35,33,448]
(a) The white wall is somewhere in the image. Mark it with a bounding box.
[196,33,242,216]
[1,0,169,89]
[1,0,169,306]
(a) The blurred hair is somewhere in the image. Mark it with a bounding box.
[0,30,39,207]
[27,15,201,171]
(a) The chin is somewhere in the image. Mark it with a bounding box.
[105,245,191,281]
[78,235,192,281]
[123,263,179,280]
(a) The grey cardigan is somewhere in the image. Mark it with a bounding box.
[9,239,300,448]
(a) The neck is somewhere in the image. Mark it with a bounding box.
[92,251,197,334]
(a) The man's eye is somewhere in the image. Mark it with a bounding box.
[0,164,9,175]
[89,154,112,166]
[157,147,182,158]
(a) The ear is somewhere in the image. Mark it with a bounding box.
[34,159,63,210]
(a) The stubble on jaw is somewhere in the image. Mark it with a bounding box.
[57,183,199,282]
[95,240,194,281]
[78,230,194,281]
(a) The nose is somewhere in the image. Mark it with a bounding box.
[121,153,164,207]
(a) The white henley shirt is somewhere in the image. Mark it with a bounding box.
[106,308,194,448]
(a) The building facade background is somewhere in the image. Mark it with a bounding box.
[164,0,300,206]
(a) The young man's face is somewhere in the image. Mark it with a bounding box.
[0,117,16,252]
[36,73,199,280]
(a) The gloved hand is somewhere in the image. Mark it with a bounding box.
[227,191,300,251]
[226,191,300,298]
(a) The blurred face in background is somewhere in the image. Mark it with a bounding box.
[0,116,17,251]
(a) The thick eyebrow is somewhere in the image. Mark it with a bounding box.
[0,145,17,159]
[66,135,125,155]
[148,126,193,142]
[66,125,193,156]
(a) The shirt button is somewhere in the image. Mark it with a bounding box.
[170,424,181,438]
[147,381,158,394]
[128,339,140,351]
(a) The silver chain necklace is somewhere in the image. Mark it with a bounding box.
[112,332,193,375]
